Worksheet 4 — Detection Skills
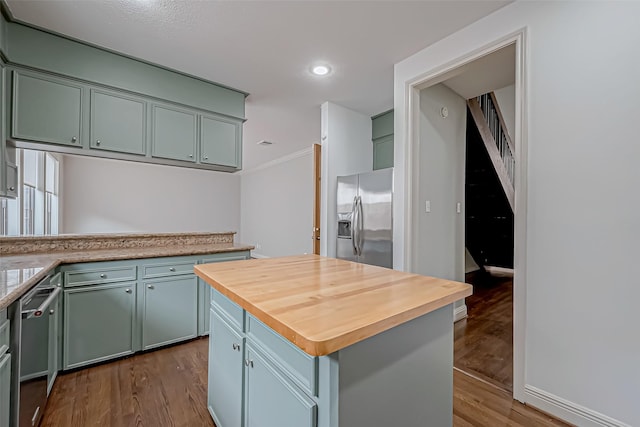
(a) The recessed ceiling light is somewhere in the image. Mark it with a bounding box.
[311,65,331,76]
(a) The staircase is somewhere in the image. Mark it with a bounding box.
[465,93,514,270]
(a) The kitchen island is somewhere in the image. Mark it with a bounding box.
[195,254,472,427]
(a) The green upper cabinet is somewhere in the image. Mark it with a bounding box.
[90,89,146,155]
[371,109,394,170]
[12,70,82,147]
[373,134,394,170]
[151,104,197,162]
[201,115,242,168]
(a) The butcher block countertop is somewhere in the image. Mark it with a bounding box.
[195,254,472,356]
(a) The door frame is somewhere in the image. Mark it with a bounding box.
[313,143,321,255]
[402,29,528,401]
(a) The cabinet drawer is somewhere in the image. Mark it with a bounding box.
[211,289,244,332]
[0,318,9,356]
[142,261,195,279]
[64,266,137,287]
[247,314,318,397]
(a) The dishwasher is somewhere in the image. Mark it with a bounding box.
[9,275,61,427]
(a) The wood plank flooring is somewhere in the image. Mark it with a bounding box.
[454,271,513,391]
[41,337,570,427]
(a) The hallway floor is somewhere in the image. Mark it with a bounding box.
[454,270,513,392]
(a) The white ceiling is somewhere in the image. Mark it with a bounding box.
[443,43,515,100]
[5,0,511,170]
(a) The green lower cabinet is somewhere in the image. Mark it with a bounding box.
[64,282,136,369]
[209,311,244,427]
[198,280,211,336]
[245,344,317,427]
[0,353,10,427]
[142,276,198,350]
[47,288,61,395]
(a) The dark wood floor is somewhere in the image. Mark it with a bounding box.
[41,337,570,427]
[42,339,214,427]
[454,270,513,391]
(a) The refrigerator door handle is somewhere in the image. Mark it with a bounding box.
[356,196,364,256]
[351,196,358,255]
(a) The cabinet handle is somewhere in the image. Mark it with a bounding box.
[71,136,77,142]
[49,309,55,315]
[188,154,193,158]
[100,274,106,278]
[232,343,239,351]
[147,285,154,289]
[125,288,132,294]
[96,140,101,146]
[203,156,209,160]
[169,267,176,272]
[8,187,15,192]
[245,359,254,368]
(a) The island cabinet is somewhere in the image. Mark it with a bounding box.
[196,255,473,427]
[209,290,318,427]
[0,308,10,427]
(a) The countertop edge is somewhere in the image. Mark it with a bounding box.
[0,244,254,310]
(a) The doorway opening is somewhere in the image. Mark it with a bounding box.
[404,32,525,400]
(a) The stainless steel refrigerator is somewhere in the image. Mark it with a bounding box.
[336,168,393,268]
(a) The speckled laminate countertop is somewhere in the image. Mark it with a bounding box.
[0,233,253,310]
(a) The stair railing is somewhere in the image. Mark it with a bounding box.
[467,93,515,211]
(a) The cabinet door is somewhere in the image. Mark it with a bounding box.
[0,354,10,427]
[151,105,197,162]
[47,290,61,396]
[4,162,17,198]
[90,90,146,155]
[12,71,82,146]
[198,279,211,336]
[209,311,244,427]
[245,345,317,427]
[142,276,198,350]
[200,115,241,168]
[373,134,394,170]
[64,282,136,369]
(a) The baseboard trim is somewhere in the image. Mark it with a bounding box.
[250,252,270,259]
[525,385,631,427]
[484,265,514,276]
[453,304,467,322]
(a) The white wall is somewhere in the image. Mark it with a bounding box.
[240,148,313,258]
[61,155,240,234]
[395,2,640,426]
[494,84,515,140]
[416,84,466,282]
[320,102,373,257]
